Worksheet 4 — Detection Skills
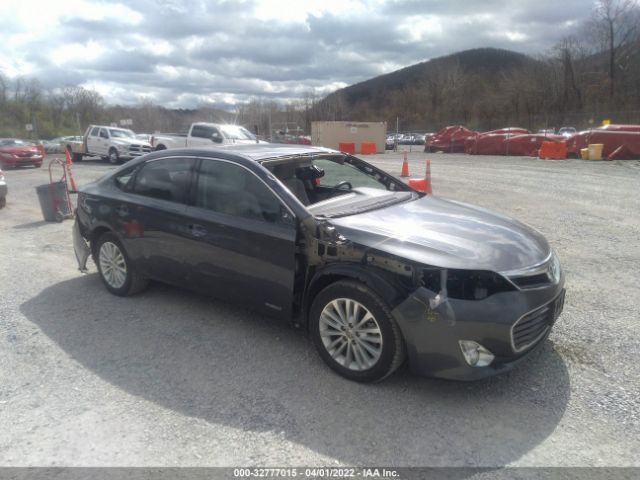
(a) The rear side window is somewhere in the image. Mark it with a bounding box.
[133,158,194,203]
[195,159,283,222]
[99,128,109,139]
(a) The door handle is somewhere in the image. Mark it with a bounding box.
[188,223,207,237]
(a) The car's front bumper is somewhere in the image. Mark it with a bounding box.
[392,282,565,380]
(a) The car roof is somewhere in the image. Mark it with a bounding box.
[215,143,340,161]
[148,143,341,163]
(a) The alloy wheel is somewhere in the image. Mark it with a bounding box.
[99,241,127,289]
[319,298,383,371]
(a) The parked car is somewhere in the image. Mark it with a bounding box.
[150,122,266,151]
[64,126,152,164]
[398,134,413,145]
[0,139,44,168]
[385,135,396,150]
[73,144,565,382]
[44,136,83,154]
[412,133,426,145]
[558,127,577,137]
[0,168,7,209]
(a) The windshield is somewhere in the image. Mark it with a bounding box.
[219,125,256,140]
[109,129,135,139]
[267,155,415,218]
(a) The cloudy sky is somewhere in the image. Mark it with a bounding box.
[0,0,595,108]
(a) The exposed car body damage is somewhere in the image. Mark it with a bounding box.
[73,144,565,381]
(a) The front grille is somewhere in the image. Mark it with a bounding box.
[17,152,34,158]
[511,292,564,352]
[129,144,152,154]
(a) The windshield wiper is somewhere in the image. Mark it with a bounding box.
[320,192,414,218]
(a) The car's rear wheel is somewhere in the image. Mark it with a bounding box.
[310,280,405,382]
[96,232,148,296]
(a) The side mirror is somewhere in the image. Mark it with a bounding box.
[280,206,295,226]
[211,132,223,144]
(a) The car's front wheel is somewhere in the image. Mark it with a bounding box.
[95,232,148,296]
[310,280,405,382]
[107,148,120,165]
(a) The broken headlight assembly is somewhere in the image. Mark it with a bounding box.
[421,268,516,301]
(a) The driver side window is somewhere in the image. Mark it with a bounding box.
[313,159,385,190]
[195,160,285,223]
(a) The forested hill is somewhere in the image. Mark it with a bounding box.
[337,48,535,105]
[315,44,640,132]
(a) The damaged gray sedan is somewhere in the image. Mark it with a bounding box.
[73,144,565,382]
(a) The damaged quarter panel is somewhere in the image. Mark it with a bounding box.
[327,195,565,380]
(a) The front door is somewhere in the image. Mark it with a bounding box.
[183,158,297,318]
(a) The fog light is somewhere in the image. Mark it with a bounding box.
[459,340,494,367]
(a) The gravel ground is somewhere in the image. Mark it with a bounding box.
[0,151,639,467]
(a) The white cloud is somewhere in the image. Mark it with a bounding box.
[0,0,596,107]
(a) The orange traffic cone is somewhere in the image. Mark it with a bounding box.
[400,150,409,177]
[425,159,433,194]
[64,148,78,193]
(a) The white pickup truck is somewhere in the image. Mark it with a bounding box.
[150,122,266,151]
[64,125,152,164]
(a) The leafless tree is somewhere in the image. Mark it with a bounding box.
[591,0,639,99]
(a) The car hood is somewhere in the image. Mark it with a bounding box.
[0,146,38,154]
[329,196,550,272]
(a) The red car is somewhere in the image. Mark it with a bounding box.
[0,139,44,168]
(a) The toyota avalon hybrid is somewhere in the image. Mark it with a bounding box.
[73,144,565,382]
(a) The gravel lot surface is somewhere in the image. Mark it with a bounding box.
[0,151,639,467]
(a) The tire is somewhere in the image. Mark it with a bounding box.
[0,197,6,209]
[95,232,148,296]
[309,280,406,382]
[108,148,120,165]
[155,144,166,151]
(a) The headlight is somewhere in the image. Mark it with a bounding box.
[422,268,515,300]
[549,250,561,284]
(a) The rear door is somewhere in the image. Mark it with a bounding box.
[113,156,196,285]
[182,157,297,318]
[85,126,101,155]
[95,128,110,156]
